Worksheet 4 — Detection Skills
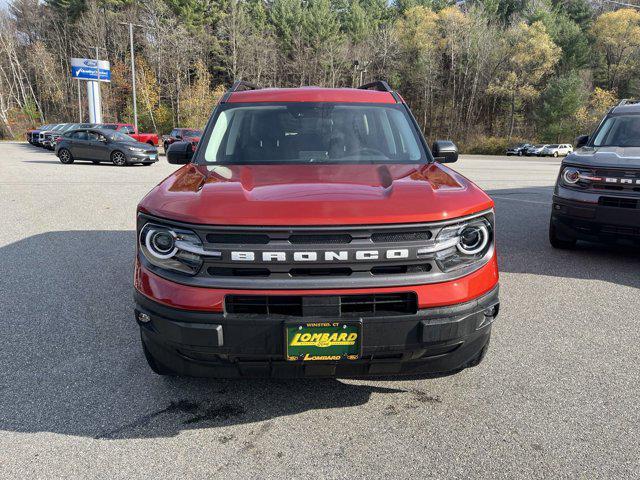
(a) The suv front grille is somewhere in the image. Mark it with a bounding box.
[138,211,494,289]
[589,168,640,193]
[225,293,418,317]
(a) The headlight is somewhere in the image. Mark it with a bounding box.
[128,146,145,152]
[139,223,219,275]
[457,223,490,255]
[562,167,580,184]
[427,216,494,272]
[560,166,595,188]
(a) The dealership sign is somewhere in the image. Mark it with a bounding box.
[71,58,111,82]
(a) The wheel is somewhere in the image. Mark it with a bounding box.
[58,148,74,164]
[518,151,523,156]
[553,152,558,157]
[549,220,576,249]
[111,150,127,166]
[141,335,175,376]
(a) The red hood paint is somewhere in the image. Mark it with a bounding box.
[138,163,493,226]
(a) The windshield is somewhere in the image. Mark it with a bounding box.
[106,131,135,142]
[182,129,202,137]
[592,115,640,147]
[199,103,426,165]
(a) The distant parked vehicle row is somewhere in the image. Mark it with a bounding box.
[28,123,95,148]
[506,143,573,157]
[25,123,201,167]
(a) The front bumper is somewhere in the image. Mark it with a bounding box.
[125,151,158,163]
[551,194,640,242]
[135,285,499,378]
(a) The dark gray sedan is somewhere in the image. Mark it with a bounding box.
[55,128,158,166]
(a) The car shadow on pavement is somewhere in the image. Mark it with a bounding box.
[487,186,640,289]
[0,231,405,440]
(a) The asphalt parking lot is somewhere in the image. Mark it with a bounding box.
[1,142,639,479]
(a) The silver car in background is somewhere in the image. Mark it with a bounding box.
[539,144,573,157]
[525,144,547,156]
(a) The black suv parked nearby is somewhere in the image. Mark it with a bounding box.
[550,99,640,247]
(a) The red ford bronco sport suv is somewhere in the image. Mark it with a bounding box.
[135,81,499,378]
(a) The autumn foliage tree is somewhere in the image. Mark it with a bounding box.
[0,0,638,148]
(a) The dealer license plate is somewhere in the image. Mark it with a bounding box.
[285,322,361,361]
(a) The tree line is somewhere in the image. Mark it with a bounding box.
[0,0,638,152]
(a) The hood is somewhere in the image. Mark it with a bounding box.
[565,146,640,168]
[138,163,493,226]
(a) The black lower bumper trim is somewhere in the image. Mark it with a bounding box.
[552,195,640,243]
[134,285,499,378]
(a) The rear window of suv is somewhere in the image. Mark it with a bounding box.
[199,103,426,165]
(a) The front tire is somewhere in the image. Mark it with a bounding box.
[518,151,523,156]
[111,150,127,166]
[549,221,576,249]
[58,148,74,164]
[553,152,559,157]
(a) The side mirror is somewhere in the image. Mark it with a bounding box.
[175,135,182,140]
[432,140,458,163]
[575,135,589,148]
[167,141,194,164]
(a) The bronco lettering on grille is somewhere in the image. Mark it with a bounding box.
[229,249,410,262]
[604,177,640,184]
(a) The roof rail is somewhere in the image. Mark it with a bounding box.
[230,80,259,93]
[357,80,401,102]
[358,81,393,92]
[221,80,260,103]
[616,99,640,108]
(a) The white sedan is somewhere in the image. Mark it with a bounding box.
[539,144,573,157]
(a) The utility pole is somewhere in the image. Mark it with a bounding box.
[352,60,369,87]
[120,22,144,132]
[77,79,82,122]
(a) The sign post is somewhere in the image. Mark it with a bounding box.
[70,57,111,123]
